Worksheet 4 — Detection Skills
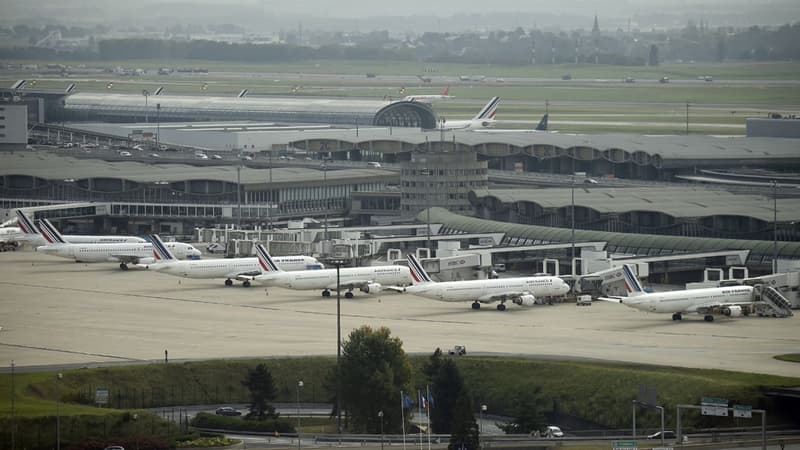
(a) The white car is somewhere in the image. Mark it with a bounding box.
[544,426,564,438]
[119,151,132,157]
[212,154,223,160]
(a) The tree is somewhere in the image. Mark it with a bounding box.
[498,385,547,434]
[448,391,480,450]
[338,325,412,433]
[648,44,659,66]
[429,358,466,433]
[241,363,278,420]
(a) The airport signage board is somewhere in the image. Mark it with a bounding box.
[701,396,729,417]
[733,404,752,418]
[95,387,109,405]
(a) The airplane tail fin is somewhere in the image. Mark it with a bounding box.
[65,83,76,94]
[622,264,646,296]
[153,86,164,95]
[535,113,548,131]
[472,96,501,121]
[37,219,68,244]
[237,89,248,98]
[254,243,283,274]
[149,234,178,262]
[406,254,435,285]
[15,210,39,236]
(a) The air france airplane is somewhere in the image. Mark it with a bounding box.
[401,254,570,311]
[35,219,200,270]
[15,210,146,245]
[146,234,323,287]
[252,244,411,298]
[439,97,500,130]
[598,264,756,322]
[403,85,452,102]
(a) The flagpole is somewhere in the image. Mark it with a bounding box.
[426,385,432,450]
[401,391,407,450]
[418,390,423,450]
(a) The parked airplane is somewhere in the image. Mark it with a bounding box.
[598,264,756,322]
[438,97,500,130]
[15,210,146,245]
[252,244,411,298]
[403,85,452,102]
[145,234,323,287]
[35,219,200,269]
[400,254,570,311]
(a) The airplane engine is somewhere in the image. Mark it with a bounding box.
[513,294,536,307]
[361,283,382,294]
[722,305,743,317]
[139,257,155,265]
[481,121,492,128]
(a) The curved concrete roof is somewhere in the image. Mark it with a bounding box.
[418,207,800,259]
[64,93,438,128]
[0,152,395,187]
[472,187,800,223]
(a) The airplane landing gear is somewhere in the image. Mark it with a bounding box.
[497,303,506,311]
[471,302,481,310]
[672,313,682,321]
[345,291,354,299]
[119,263,128,270]
[322,289,331,297]
[704,315,714,322]
[224,279,233,287]
[242,280,251,287]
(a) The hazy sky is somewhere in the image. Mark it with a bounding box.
[3,0,799,32]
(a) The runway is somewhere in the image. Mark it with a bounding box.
[1,251,798,376]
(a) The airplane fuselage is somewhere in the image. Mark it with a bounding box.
[39,242,199,262]
[154,256,322,278]
[406,276,570,303]
[256,265,411,290]
[622,286,754,314]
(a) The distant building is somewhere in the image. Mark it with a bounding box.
[746,114,800,138]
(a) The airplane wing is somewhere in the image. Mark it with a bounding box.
[477,291,539,307]
[596,296,624,303]
[112,254,146,264]
[233,271,261,282]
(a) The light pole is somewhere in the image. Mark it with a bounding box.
[237,166,242,229]
[571,174,576,274]
[479,404,487,448]
[324,259,347,434]
[322,163,328,243]
[297,380,304,450]
[142,89,149,123]
[156,103,161,150]
[421,168,431,253]
[773,179,778,274]
[378,410,384,450]
[685,101,690,135]
[11,360,15,450]
[56,372,63,450]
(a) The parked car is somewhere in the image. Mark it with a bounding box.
[150,153,160,158]
[215,406,242,416]
[366,161,382,168]
[212,154,223,160]
[119,151,132,157]
[448,345,466,356]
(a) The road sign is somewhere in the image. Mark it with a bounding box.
[701,396,729,417]
[612,441,638,450]
[733,404,752,418]
[95,387,109,405]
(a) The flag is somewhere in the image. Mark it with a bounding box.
[402,393,414,409]
[419,390,428,411]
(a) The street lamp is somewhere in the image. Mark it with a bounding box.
[571,174,576,274]
[479,404,487,448]
[378,410,384,450]
[297,380,304,450]
[322,163,328,243]
[421,168,431,254]
[324,258,347,434]
[56,372,63,450]
[142,89,150,123]
[773,180,778,274]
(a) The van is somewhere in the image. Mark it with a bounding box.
[367,161,382,168]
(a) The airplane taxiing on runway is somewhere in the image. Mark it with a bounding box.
[251,243,411,298]
[145,234,323,287]
[399,254,570,311]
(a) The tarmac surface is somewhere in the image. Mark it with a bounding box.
[1,251,799,377]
